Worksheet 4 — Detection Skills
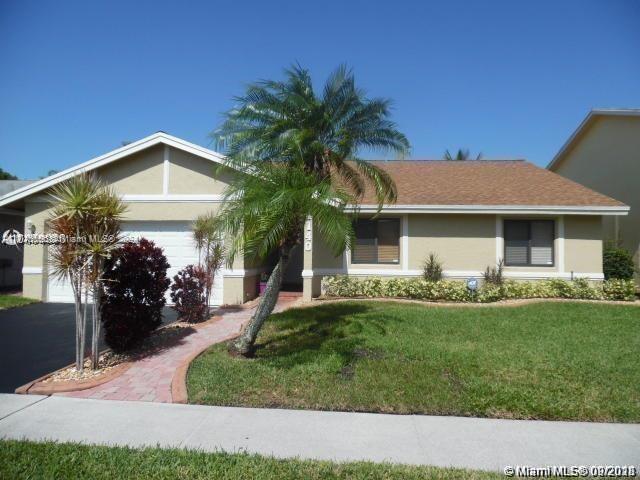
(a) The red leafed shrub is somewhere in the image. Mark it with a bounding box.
[101,238,170,352]
[170,265,208,323]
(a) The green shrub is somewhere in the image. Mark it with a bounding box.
[322,275,635,303]
[323,276,471,302]
[422,253,443,282]
[476,283,504,303]
[602,279,637,301]
[603,244,636,280]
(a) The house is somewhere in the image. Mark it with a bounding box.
[0,180,34,289]
[0,132,628,304]
[547,109,640,277]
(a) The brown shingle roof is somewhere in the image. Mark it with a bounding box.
[360,160,625,207]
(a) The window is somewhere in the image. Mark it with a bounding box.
[352,218,400,264]
[504,220,554,266]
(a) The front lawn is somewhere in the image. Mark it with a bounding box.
[0,440,499,479]
[188,301,640,422]
[0,295,38,310]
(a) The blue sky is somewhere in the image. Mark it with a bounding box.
[1,0,638,179]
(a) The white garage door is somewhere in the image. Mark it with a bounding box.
[47,221,223,305]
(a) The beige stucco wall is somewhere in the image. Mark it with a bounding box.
[551,115,640,269]
[99,145,165,195]
[168,148,235,195]
[122,202,220,221]
[564,215,603,274]
[311,231,344,270]
[408,214,495,271]
[99,144,236,196]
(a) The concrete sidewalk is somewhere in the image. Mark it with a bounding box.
[1,394,639,472]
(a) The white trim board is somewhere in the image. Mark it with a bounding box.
[557,216,565,273]
[401,215,409,271]
[222,268,264,278]
[352,204,629,216]
[302,268,604,280]
[22,267,43,275]
[24,193,227,203]
[0,132,228,208]
[121,194,225,203]
[162,145,170,195]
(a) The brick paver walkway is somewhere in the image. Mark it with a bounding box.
[56,295,299,403]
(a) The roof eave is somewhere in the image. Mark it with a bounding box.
[350,204,629,215]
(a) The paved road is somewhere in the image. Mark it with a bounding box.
[0,303,178,393]
[1,395,639,472]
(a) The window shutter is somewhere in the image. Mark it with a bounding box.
[504,221,529,265]
[352,220,377,263]
[530,221,554,265]
[376,219,400,263]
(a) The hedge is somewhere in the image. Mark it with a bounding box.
[322,276,637,303]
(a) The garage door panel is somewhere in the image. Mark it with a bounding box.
[47,221,223,305]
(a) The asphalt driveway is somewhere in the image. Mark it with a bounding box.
[0,303,178,393]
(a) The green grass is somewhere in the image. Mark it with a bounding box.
[0,294,37,309]
[0,440,499,479]
[188,301,640,422]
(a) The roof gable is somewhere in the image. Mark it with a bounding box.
[547,109,640,171]
[0,132,227,207]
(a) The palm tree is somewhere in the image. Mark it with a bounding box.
[211,65,410,356]
[48,174,125,371]
[443,149,482,161]
[193,212,225,315]
[84,188,126,369]
[213,161,355,355]
[212,64,410,206]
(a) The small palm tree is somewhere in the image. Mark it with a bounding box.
[84,188,126,369]
[214,162,355,356]
[193,212,225,315]
[443,149,482,161]
[48,174,125,371]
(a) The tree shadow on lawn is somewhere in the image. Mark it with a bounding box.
[253,302,389,371]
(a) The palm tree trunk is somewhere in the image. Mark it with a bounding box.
[80,281,88,371]
[90,281,101,369]
[90,259,103,369]
[71,275,83,371]
[231,247,290,356]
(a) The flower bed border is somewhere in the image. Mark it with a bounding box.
[15,352,133,395]
[15,313,227,397]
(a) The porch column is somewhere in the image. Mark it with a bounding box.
[302,216,314,302]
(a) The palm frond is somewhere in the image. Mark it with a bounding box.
[211,64,410,211]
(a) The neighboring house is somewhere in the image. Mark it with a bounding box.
[547,109,640,277]
[0,132,628,304]
[0,180,33,289]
